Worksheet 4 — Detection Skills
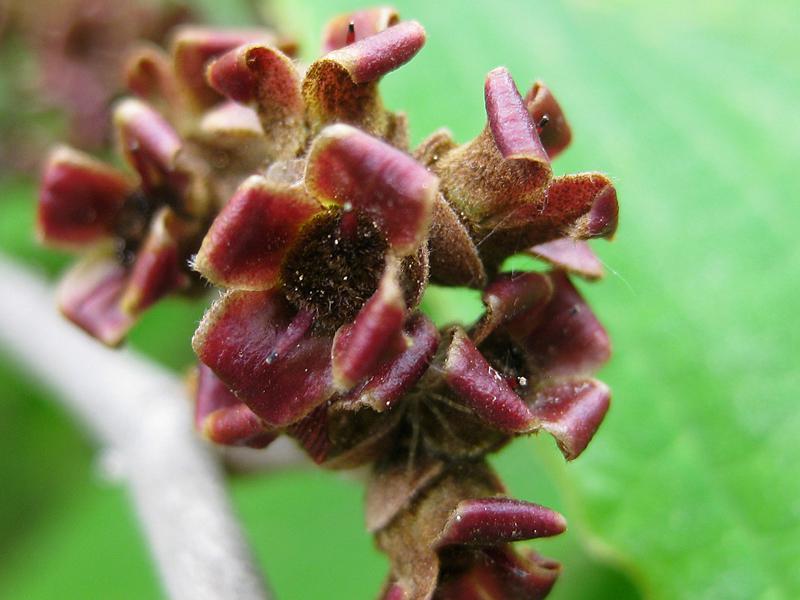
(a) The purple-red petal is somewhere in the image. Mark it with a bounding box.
[121,208,190,314]
[518,271,611,381]
[38,146,132,247]
[195,365,276,448]
[305,124,437,255]
[194,175,321,290]
[114,98,183,192]
[435,498,567,548]
[321,7,400,53]
[472,271,552,344]
[332,260,406,390]
[436,547,561,600]
[529,238,604,280]
[342,313,439,412]
[444,328,535,433]
[192,290,333,427]
[485,68,549,163]
[530,379,610,460]
[57,251,135,347]
[171,27,294,109]
[525,81,573,160]
[319,20,425,84]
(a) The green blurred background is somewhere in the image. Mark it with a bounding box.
[1,0,798,598]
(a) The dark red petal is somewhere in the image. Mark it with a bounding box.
[431,69,552,241]
[318,20,425,84]
[443,328,535,433]
[485,67,549,162]
[332,260,406,390]
[306,124,437,255]
[194,175,321,290]
[114,98,183,192]
[530,379,610,460]
[436,547,560,600]
[546,173,619,240]
[121,208,191,314]
[528,238,604,280]
[472,272,552,345]
[203,404,277,449]
[57,251,135,347]
[525,81,573,159]
[194,365,276,448]
[518,271,611,380]
[321,7,400,53]
[342,313,439,412]
[302,22,425,136]
[38,146,132,248]
[473,173,619,270]
[193,290,333,427]
[435,498,566,548]
[171,27,294,110]
[206,43,305,158]
[124,44,179,111]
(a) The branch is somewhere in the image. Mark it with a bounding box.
[0,255,272,600]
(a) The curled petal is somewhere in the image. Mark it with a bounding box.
[193,290,333,427]
[435,498,566,548]
[38,146,132,248]
[121,207,192,314]
[528,238,604,280]
[170,27,295,110]
[57,250,135,347]
[525,81,572,159]
[114,98,183,192]
[332,260,406,390]
[432,68,552,235]
[436,547,561,600]
[342,313,439,412]
[518,271,611,380]
[548,172,619,240]
[530,379,610,460]
[303,21,425,135]
[305,124,437,255]
[444,328,535,433]
[475,172,619,269]
[124,44,179,113]
[321,7,400,53]
[194,364,276,448]
[194,175,321,290]
[285,404,331,464]
[203,404,277,449]
[472,272,552,345]
[207,43,304,158]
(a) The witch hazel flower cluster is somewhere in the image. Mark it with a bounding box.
[38,7,619,599]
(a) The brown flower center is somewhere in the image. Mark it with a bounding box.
[282,209,388,332]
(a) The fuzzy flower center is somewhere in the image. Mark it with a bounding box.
[282,209,388,332]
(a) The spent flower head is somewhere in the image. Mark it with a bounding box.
[38,7,620,599]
